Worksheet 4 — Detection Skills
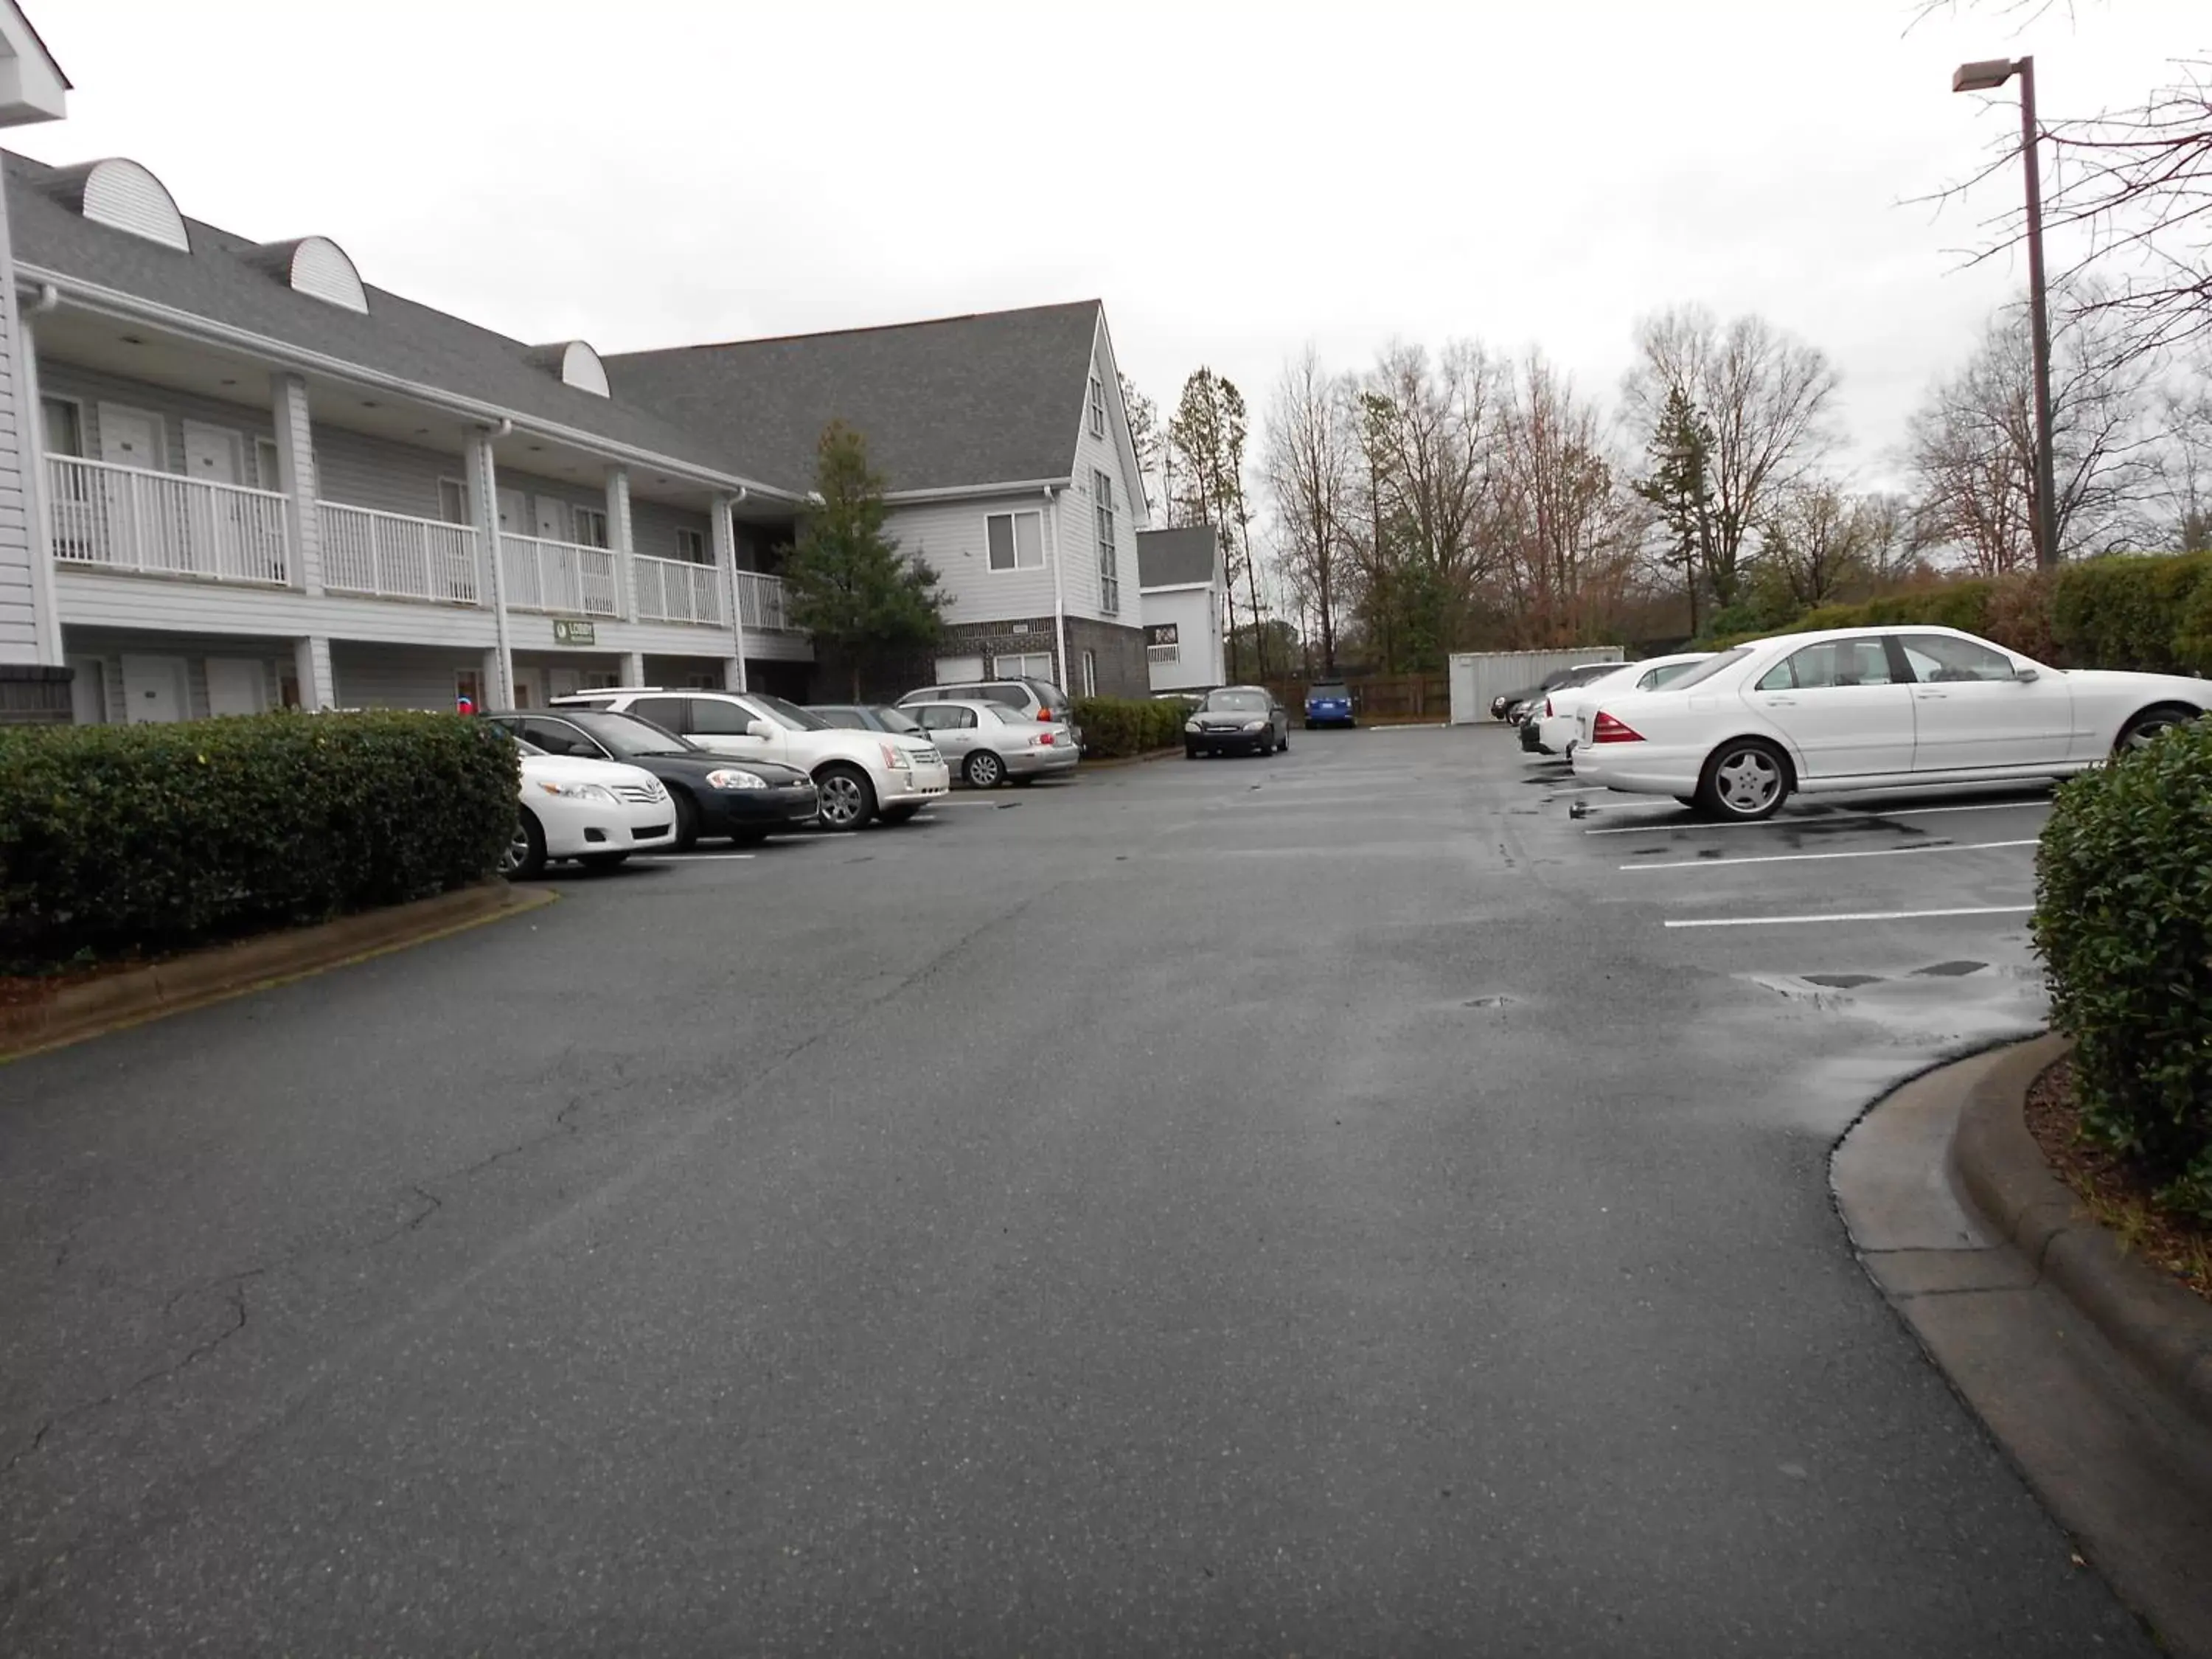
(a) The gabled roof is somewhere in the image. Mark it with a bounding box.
[2,150,786,492]
[604,301,1103,495]
[1138,525,1219,589]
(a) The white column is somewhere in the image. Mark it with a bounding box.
[293,635,334,710]
[712,492,748,692]
[14,309,62,666]
[1046,484,1070,694]
[270,373,323,596]
[621,650,645,684]
[605,464,635,622]
[466,431,515,708]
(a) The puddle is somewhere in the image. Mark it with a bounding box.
[1463,995,1515,1009]
[1804,973,1882,990]
[1912,960,1988,978]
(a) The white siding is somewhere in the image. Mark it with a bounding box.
[40,364,280,481]
[62,627,288,721]
[1142,586,1223,692]
[288,238,368,313]
[79,161,191,252]
[313,425,458,515]
[885,492,1057,627]
[630,495,713,563]
[0,173,32,658]
[331,641,487,710]
[1062,322,1144,627]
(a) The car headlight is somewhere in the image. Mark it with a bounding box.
[536,780,613,802]
[1184,720,1202,734]
[880,743,912,770]
[1242,719,1266,732]
[705,768,768,790]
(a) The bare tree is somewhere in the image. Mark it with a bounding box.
[1622,306,1840,608]
[1121,374,1166,524]
[1362,341,1503,605]
[1168,369,1267,678]
[1263,346,1355,674]
[1906,289,2162,571]
[2155,366,2212,550]
[1756,481,1888,609]
[1495,353,1644,645]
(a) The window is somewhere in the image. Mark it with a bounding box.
[519,717,605,759]
[934,656,984,685]
[1088,374,1105,438]
[1637,661,1703,692]
[1899,633,2017,684]
[573,507,610,549]
[684,698,761,737]
[630,696,690,735]
[986,510,1044,572]
[1082,649,1096,698]
[995,653,1053,681]
[917,704,977,731]
[437,479,470,526]
[675,527,706,563]
[254,438,284,493]
[815,707,867,730]
[41,397,83,458]
[1094,470,1119,615]
[1757,638,1899,692]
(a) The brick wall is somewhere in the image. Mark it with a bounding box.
[1066,619,1148,699]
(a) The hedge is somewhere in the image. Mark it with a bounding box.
[0,711,518,973]
[2034,717,2212,1220]
[1074,696,1189,759]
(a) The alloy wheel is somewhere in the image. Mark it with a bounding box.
[498,821,531,874]
[1714,748,1782,815]
[818,773,865,828]
[967,752,1003,787]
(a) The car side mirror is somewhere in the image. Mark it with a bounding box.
[746,719,773,737]
[2012,667,2039,683]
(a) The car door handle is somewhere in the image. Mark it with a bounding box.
[1915,691,1949,700]
[1762,696,1796,706]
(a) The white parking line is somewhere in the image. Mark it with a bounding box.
[636,852,757,862]
[1584,799,2053,835]
[1621,838,2037,872]
[1664,905,2034,929]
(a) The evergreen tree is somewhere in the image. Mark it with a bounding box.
[784,421,945,698]
[1634,388,1717,635]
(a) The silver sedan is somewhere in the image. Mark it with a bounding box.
[909,698,1079,787]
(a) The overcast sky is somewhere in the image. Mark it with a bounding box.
[27,0,2207,494]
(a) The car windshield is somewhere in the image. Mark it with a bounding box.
[1204,689,1270,713]
[567,711,696,757]
[872,706,927,735]
[745,692,832,731]
[1663,646,1753,691]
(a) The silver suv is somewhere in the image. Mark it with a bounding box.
[899,677,1082,751]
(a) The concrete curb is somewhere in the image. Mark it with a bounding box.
[1950,1032,2212,1436]
[1,883,555,1062]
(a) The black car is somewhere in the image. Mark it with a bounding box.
[483,709,818,848]
[1185,686,1291,758]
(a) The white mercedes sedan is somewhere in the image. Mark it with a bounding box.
[1531,653,1711,757]
[1571,625,2209,821]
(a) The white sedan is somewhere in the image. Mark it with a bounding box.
[1571,624,2209,821]
[504,749,678,876]
[1531,653,1711,757]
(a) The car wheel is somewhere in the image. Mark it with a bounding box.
[578,851,630,871]
[813,764,876,832]
[1695,739,1790,822]
[2115,703,2200,757]
[879,803,921,824]
[669,788,700,852]
[499,809,546,880]
[965,751,1005,788]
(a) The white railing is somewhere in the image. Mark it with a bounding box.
[632,554,725,626]
[501,534,622,618]
[736,569,794,631]
[319,501,481,605]
[47,455,291,587]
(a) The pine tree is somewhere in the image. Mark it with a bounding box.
[1634,389,1717,636]
[784,421,945,698]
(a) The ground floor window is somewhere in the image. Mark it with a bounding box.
[1082,649,1096,698]
[936,655,985,684]
[995,652,1053,681]
[456,667,483,714]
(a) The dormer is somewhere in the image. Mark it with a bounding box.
[242,236,368,313]
[526,340,610,398]
[38,158,187,251]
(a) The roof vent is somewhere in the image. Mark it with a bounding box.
[526,341,611,398]
[242,237,368,313]
[39,159,189,253]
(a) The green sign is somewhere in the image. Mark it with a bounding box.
[553,619,596,647]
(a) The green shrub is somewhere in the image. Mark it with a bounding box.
[0,711,518,972]
[2034,717,2212,1220]
[1074,696,1188,759]
[2051,550,2212,673]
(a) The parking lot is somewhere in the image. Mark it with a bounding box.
[0,726,2139,1656]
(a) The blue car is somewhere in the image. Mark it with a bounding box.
[1303,681,1355,728]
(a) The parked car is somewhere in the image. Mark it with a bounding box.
[1304,680,1355,728]
[1502,662,1621,726]
[1531,654,1711,757]
[483,709,818,849]
[1573,625,2211,821]
[501,740,677,877]
[1185,686,1291,758]
[808,703,933,741]
[908,698,1079,787]
[898,678,1083,752]
[552,687,949,832]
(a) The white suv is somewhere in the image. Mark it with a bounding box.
[552,688,950,832]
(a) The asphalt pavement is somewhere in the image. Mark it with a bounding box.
[0,727,2152,1655]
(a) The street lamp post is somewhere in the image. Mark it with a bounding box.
[1953,55,2059,571]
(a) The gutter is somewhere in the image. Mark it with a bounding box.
[883,476,1071,505]
[18,265,805,505]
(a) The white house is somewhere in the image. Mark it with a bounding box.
[1136,526,1226,692]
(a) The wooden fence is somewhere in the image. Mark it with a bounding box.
[1263,673,1451,723]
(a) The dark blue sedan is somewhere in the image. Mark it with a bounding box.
[1303,681,1355,728]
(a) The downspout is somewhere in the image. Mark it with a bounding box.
[726,487,750,693]
[19,285,63,666]
[479,420,517,707]
[1045,484,1069,695]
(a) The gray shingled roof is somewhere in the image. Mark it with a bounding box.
[1138,526,1218,588]
[602,301,1102,495]
[3,151,779,490]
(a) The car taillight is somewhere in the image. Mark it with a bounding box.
[1591,711,1644,744]
[1038,731,1055,745]
[1038,709,1051,722]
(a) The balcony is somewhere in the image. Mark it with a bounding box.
[632,554,724,626]
[501,534,620,619]
[48,455,290,587]
[320,502,481,605]
[736,569,795,632]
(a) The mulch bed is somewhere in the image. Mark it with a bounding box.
[2025,1056,2212,1306]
